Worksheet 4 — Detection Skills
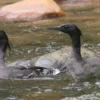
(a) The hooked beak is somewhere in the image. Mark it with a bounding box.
[47,25,61,31]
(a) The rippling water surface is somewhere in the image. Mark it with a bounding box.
[0,77,100,100]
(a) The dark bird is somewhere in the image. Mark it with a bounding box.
[0,30,48,79]
[48,24,100,78]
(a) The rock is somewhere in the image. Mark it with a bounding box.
[61,93,100,100]
[95,82,100,86]
[82,43,90,48]
[0,0,64,22]
[83,82,92,88]
[97,43,100,47]
[44,89,53,92]
[6,96,16,100]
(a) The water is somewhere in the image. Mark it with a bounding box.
[0,77,70,100]
[0,77,100,100]
[0,1,100,99]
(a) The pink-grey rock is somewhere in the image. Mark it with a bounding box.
[0,0,64,22]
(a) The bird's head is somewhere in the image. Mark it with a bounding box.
[0,30,11,52]
[48,24,82,37]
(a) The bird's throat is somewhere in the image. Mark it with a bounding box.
[71,36,83,61]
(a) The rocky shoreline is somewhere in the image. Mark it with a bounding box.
[82,43,100,57]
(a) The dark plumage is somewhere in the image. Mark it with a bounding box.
[48,24,100,78]
[0,30,11,60]
[48,24,82,61]
[0,30,47,79]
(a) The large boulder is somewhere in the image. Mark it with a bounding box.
[0,0,64,22]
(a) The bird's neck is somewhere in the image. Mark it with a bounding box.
[71,36,83,61]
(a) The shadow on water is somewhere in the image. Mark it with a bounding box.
[0,0,100,99]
